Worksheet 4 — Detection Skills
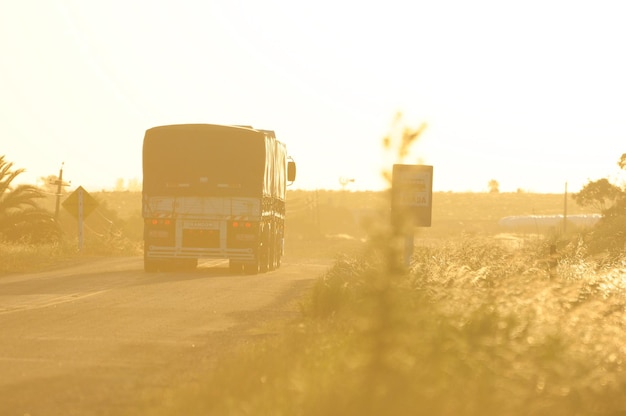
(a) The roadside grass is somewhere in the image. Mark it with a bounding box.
[1,192,143,275]
[153,234,626,415]
[0,241,74,273]
[0,234,141,275]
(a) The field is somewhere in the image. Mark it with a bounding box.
[2,190,624,415]
[3,189,591,272]
[286,190,593,240]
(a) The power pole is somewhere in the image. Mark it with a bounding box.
[339,177,355,190]
[53,162,70,219]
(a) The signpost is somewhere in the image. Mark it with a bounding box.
[62,186,98,251]
[391,164,433,266]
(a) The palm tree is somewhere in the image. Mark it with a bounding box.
[0,155,61,243]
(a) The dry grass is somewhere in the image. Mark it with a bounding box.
[0,242,72,274]
[0,237,141,275]
[148,232,626,416]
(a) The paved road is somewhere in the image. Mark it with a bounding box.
[0,257,329,415]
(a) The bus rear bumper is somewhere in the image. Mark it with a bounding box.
[145,247,256,261]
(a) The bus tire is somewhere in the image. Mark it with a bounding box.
[259,228,270,273]
[268,234,276,271]
[244,260,259,275]
[229,260,243,274]
[275,240,282,269]
[144,257,158,273]
[178,258,197,271]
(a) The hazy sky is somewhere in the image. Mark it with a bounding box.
[1,0,625,193]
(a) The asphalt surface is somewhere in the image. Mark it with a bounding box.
[0,256,329,415]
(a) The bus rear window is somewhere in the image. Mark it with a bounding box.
[143,126,265,196]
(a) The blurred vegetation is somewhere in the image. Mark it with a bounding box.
[150,225,626,416]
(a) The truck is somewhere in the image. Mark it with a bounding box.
[142,124,296,273]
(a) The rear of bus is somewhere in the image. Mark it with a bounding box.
[142,124,266,272]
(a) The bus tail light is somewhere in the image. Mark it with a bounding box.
[144,218,175,245]
[228,221,258,247]
[231,221,253,228]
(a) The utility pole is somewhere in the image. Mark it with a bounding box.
[339,177,355,190]
[53,162,70,219]
[339,177,355,207]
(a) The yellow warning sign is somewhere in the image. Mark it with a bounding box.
[62,186,98,219]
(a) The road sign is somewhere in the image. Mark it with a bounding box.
[62,186,98,219]
[391,164,433,227]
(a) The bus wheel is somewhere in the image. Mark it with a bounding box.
[260,226,273,273]
[259,255,269,273]
[268,237,276,271]
[244,260,259,275]
[275,237,283,269]
[179,258,197,271]
[259,246,269,273]
[229,260,243,274]
[275,241,282,269]
[144,257,158,273]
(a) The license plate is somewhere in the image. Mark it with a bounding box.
[185,220,216,229]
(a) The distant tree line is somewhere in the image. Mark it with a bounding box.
[114,178,142,192]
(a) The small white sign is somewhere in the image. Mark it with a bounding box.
[392,164,433,227]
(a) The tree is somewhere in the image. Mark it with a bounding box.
[115,178,126,191]
[488,179,499,193]
[576,153,626,257]
[572,178,622,212]
[0,155,61,243]
[127,178,141,192]
[618,153,626,171]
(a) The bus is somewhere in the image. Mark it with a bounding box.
[142,124,296,273]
